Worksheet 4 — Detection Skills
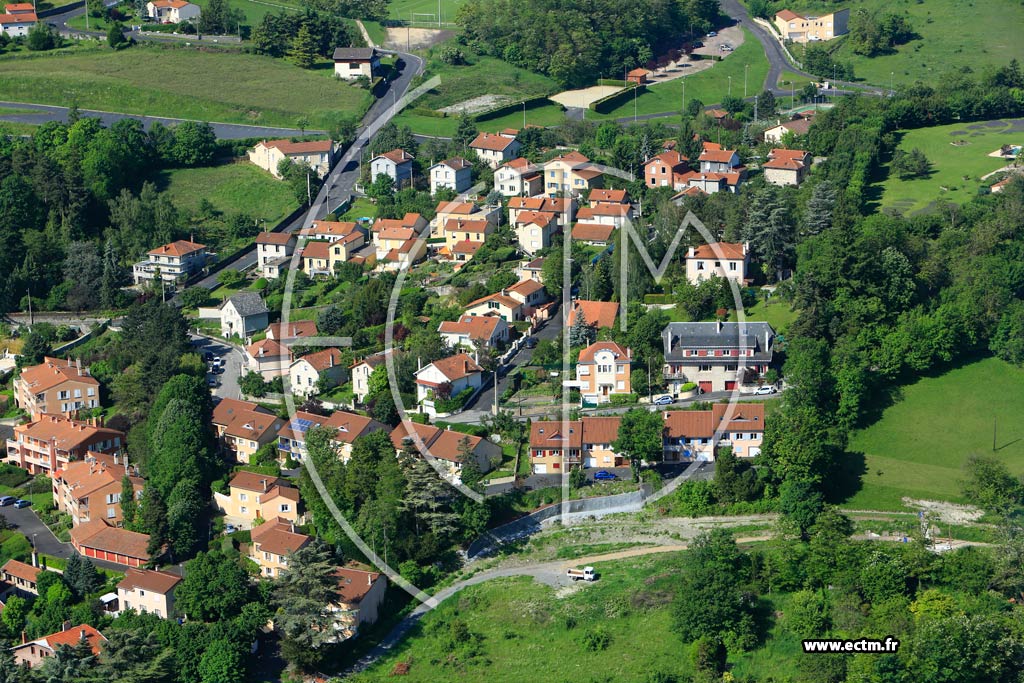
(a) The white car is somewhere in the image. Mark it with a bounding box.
[707,31,717,37]
[754,385,777,395]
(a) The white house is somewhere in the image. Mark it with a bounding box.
[350,350,391,404]
[220,293,270,339]
[0,3,35,36]
[132,240,209,285]
[698,142,742,173]
[575,342,632,405]
[369,149,414,187]
[429,157,472,195]
[438,314,509,350]
[289,348,346,397]
[495,157,542,197]
[255,232,297,280]
[414,353,483,416]
[684,242,750,285]
[469,132,521,169]
[249,139,335,179]
[332,47,380,80]
[146,0,200,23]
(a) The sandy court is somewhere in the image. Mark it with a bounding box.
[384,27,453,50]
[549,85,623,108]
[439,94,515,115]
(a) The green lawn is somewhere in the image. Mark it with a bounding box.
[157,162,297,224]
[394,103,569,136]
[591,29,770,120]
[339,196,378,222]
[777,69,815,91]
[411,52,560,112]
[729,297,801,336]
[783,0,1024,88]
[351,550,806,683]
[841,357,1024,511]
[878,118,1022,215]
[361,20,388,46]
[0,44,371,128]
[388,0,464,22]
[192,0,301,25]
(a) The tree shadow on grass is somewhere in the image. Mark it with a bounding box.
[824,449,867,506]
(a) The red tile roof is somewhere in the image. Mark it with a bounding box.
[645,151,689,170]
[530,421,582,449]
[2,560,40,584]
[375,148,414,164]
[334,566,383,604]
[302,240,330,259]
[70,520,150,561]
[261,139,333,155]
[14,415,124,453]
[699,143,738,163]
[452,240,483,255]
[255,231,295,245]
[435,201,478,215]
[577,341,630,364]
[514,210,555,227]
[147,240,205,257]
[17,357,99,394]
[251,518,309,556]
[294,348,343,372]
[689,242,746,260]
[21,624,106,657]
[589,188,630,204]
[390,422,489,463]
[471,132,517,152]
[581,416,621,445]
[506,278,545,298]
[266,320,318,341]
[663,410,715,438]
[0,11,35,21]
[438,314,504,341]
[443,218,490,235]
[775,9,802,21]
[229,470,286,493]
[568,300,619,329]
[117,568,181,594]
[572,223,615,242]
[324,411,386,444]
[712,403,765,431]
[420,353,483,382]
[311,220,359,238]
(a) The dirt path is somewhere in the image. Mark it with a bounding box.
[355,19,373,47]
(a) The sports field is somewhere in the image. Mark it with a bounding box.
[879,118,1023,215]
[841,357,1024,511]
[388,0,464,23]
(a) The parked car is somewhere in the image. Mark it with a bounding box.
[0,496,15,507]
[720,44,733,51]
[212,356,222,366]
[225,523,237,534]
[593,470,617,481]
[13,500,31,509]
[653,394,674,406]
[525,337,538,349]
[707,31,717,37]
[754,385,777,395]
[207,377,219,388]
[203,352,213,361]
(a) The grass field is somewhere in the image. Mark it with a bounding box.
[156,161,297,225]
[351,551,807,683]
[590,29,770,120]
[191,0,301,25]
[393,102,568,137]
[841,357,1024,511]
[783,0,1024,87]
[878,118,1023,215]
[0,44,371,128]
[729,297,801,335]
[387,0,464,23]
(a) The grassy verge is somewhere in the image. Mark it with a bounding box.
[878,118,1021,215]
[156,161,297,225]
[361,20,388,46]
[0,121,39,136]
[0,43,372,128]
[841,357,1024,511]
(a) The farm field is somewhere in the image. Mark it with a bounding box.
[350,551,810,683]
[0,45,371,128]
[841,357,1024,512]
[590,29,770,120]
[879,118,1023,215]
[782,0,1024,87]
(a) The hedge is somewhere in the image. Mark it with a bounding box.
[476,95,559,123]
[591,84,643,114]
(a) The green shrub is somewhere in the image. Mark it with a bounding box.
[609,393,639,405]
[679,382,697,392]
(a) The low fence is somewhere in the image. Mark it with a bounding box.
[590,84,643,114]
[52,320,109,355]
[752,16,803,69]
[476,95,558,123]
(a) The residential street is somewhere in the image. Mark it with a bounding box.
[190,334,244,400]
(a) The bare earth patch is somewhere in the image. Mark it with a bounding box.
[549,85,623,109]
[383,27,453,50]
[439,94,514,115]
[902,498,984,525]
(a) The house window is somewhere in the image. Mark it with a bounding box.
[264,552,271,560]
[616,380,625,390]
[696,261,705,270]
[240,506,248,514]
[729,262,737,271]
[240,494,248,501]
[617,365,625,374]
[280,504,290,512]
[139,590,145,597]
[698,364,712,372]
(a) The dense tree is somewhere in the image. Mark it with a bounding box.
[93,626,176,683]
[171,122,217,167]
[802,180,836,237]
[63,552,103,600]
[288,24,318,69]
[273,540,342,668]
[848,9,915,57]
[452,111,478,150]
[891,147,931,179]
[568,309,596,348]
[175,550,252,622]
[198,638,246,683]
[166,478,206,558]
[961,454,1023,516]
[612,408,663,479]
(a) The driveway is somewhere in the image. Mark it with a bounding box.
[190,334,244,400]
[0,504,133,573]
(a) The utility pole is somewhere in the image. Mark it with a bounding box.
[492,369,498,416]
[744,64,748,98]
[306,172,311,205]
[634,86,638,122]
[522,101,526,128]
[681,79,685,115]
[753,95,758,123]
[993,417,997,451]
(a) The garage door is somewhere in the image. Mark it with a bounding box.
[533,464,547,474]
[724,381,736,391]
[699,381,713,394]
[584,457,597,468]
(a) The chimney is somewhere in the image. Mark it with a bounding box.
[62,621,71,632]
[329,353,335,368]
[687,246,695,258]
[31,551,38,568]
[367,573,372,586]
[79,628,86,641]
[260,479,268,493]
[113,453,119,465]
[717,320,724,333]
[21,631,26,645]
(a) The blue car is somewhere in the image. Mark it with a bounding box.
[653,395,674,405]
[0,496,15,507]
[13,500,31,509]
[593,471,617,481]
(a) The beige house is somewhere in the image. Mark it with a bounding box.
[52,452,143,527]
[575,202,630,229]
[529,417,626,473]
[774,8,849,43]
[15,357,101,419]
[662,321,775,394]
[13,624,105,669]
[442,218,493,251]
[543,151,604,195]
[350,350,391,404]
[469,132,521,169]
[516,257,545,283]
[575,342,632,405]
[327,567,388,641]
[116,569,181,619]
[763,149,811,187]
[390,422,500,482]
[133,240,209,285]
[414,353,483,416]
[6,415,124,475]
[214,470,300,528]
[147,0,200,22]
[495,157,542,197]
[332,47,380,80]
[289,348,346,397]
[245,338,292,380]
[763,117,813,144]
[255,232,297,280]
[434,201,499,236]
[249,518,310,578]
[276,410,387,464]
[663,403,765,461]
[507,196,576,224]
[684,242,750,285]
[212,398,284,464]
[514,210,558,255]
[644,150,691,190]
[1,559,41,597]
[301,231,367,276]
[249,139,335,179]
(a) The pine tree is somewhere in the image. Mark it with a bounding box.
[457,436,483,489]
[120,474,137,530]
[273,541,342,659]
[288,24,317,69]
[401,445,459,538]
[802,180,836,237]
[100,238,126,309]
[569,308,596,348]
[453,111,478,150]
[63,552,103,600]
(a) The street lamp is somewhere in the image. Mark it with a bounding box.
[890,71,894,96]
[728,75,732,97]
[744,64,748,98]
